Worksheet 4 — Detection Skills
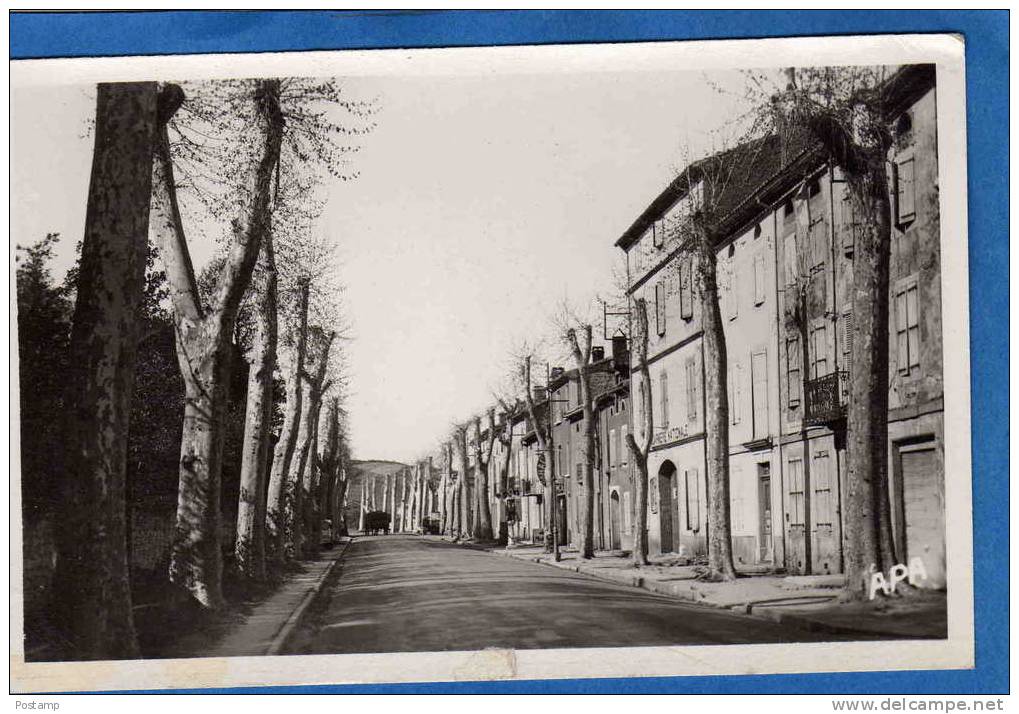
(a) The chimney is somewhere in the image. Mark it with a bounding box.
[591,345,605,362]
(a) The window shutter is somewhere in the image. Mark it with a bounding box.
[754,254,766,305]
[906,285,920,370]
[655,281,666,335]
[620,425,628,464]
[787,337,801,407]
[728,365,735,424]
[896,289,909,373]
[680,257,693,319]
[689,468,700,531]
[841,310,854,377]
[728,266,739,320]
[841,193,855,254]
[783,232,797,285]
[660,372,669,430]
[896,155,916,222]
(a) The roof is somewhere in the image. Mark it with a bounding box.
[615,132,818,251]
[615,63,936,252]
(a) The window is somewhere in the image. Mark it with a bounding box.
[655,281,666,336]
[659,371,669,430]
[810,324,828,379]
[753,223,762,239]
[684,468,701,531]
[787,337,802,408]
[840,191,856,255]
[751,350,769,439]
[894,150,916,225]
[895,278,921,375]
[623,491,632,534]
[813,451,832,526]
[685,357,699,420]
[652,221,663,248]
[753,253,767,306]
[609,428,616,468]
[788,458,804,526]
[731,465,744,532]
[783,232,797,285]
[729,362,742,425]
[840,309,854,378]
[783,200,794,218]
[680,256,693,319]
[620,425,628,465]
[726,265,739,320]
[810,217,827,268]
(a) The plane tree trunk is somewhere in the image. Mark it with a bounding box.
[54,81,164,659]
[695,218,738,582]
[624,298,654,567]
[150,79,284,608]
[566,325,597,559]
[265,281,309,566]
[472,412,497,541]
[234,238,278,582]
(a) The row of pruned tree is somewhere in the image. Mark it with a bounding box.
[425,65,913,601]
[36,77,373,660]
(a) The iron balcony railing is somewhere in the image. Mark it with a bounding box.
[804,370,849,426]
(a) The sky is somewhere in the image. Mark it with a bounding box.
[12,63,755,464]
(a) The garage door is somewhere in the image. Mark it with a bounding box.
[901,447,945,589]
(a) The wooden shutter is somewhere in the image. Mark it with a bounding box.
[655,281,666,335]
[896,288,909,373]
[660,371,669,429]
[783,232,798,285]
[896,154,916,223]
[906,285,920,371]
[686,468,700,531]
[751,350,768,439]
[680,257,693,319]
[841,310,854,377]
[787,337,801,407]
[753,254,766,305]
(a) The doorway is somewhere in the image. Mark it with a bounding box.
[609,490,622,550]
[758,462,773,563]
[658,461,677,553]
[895,442,945,588]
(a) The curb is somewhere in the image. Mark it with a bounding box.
[479,544,917,640]
[265,538,352,656]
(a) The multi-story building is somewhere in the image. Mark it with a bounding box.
[613,64,943,587]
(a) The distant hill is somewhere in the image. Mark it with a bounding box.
[349,459,408,476]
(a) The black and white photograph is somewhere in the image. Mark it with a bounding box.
[10,29,973,693]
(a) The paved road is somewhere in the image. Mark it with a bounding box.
[287,535,852,654]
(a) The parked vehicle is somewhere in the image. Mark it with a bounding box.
[364,511,391,536]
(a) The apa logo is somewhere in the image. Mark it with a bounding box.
[868,558,928,600]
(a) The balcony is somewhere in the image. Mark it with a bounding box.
[804,370,849,427]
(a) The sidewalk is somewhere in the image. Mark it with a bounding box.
[475,542,946,639]
[207,538,350,657]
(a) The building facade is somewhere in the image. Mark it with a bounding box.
[613,65,943,585]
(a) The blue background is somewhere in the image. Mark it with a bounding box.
[10,10,1008,695]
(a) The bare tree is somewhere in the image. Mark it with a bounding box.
[54,82,166,658]
[624,298,654,566]
[149,79,284,608]
[772,66,899,594]
[520,354,556,556]
[452,423,473,540]
[471,410,498,541]
[563,324,598,559]
[234,238,278,582]
[292,329,335,558]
